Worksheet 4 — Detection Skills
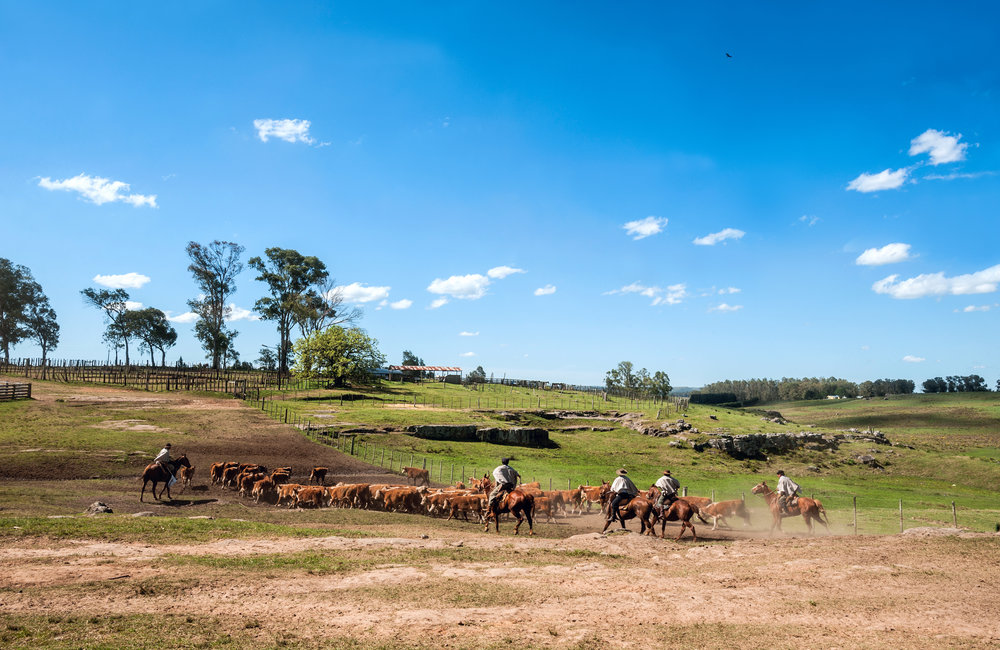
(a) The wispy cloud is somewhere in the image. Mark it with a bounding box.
[856,243,912,266]
[534,284,556,296]
[459,351,476,357]
[909,129,968,165]
[924,171,996,181]
[337,282,391,304]
[622,216,668,240]
[459,331,479,337]
[389,299,412,310]
[226,304,259,321]
[38,173,157,207]
[799,215,820,226]
[958,304,992,313]
[873,263,1000,299]
[902,355,925,363]
[93,272,151,289]
[429,297,449,309]
[605,282,686,306]
[253,118,315,144]
[166,311,198,324]
[428,274,490,300]
[718,287,741,295]
[487,266,525,279]
[693,228,745,246]
[710,303,743,312]
[846,168,910,193]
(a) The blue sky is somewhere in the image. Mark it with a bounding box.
[2,2,997,387]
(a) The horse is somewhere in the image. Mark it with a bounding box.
[140,455,191,502]
[483,488,535,535]
[645,487,711,525]
[601,495,657,535]
[751,481,830,535]
[651,498,699,541]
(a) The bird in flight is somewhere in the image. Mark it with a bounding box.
[726,53,733,58]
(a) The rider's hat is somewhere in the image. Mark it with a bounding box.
[501,457,510,464]
[776,469,784,475]
[662,470,671,475]
[616,468,628,476]
[165,443,172,448]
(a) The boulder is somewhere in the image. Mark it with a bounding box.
[85,501,113,515]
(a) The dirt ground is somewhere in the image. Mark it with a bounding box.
[3,382,1000,648]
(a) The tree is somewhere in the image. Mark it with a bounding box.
[648,371,672,399]
[249,248,329,374]
[292,278,363,338]
[256,346,277,371]
[605,361,637,393]
[293,326,386,385]
[128,308,177,366]
[186,241,244,369]
[24,294,59,365]
[0,259,38,363]
[467,365,487,383]
[81,287,134,365]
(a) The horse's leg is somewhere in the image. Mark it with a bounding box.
[525,503,534,536]
[140,479,147,502]
[513,509,523,535]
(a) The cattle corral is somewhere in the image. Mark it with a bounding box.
[1,378,999,648]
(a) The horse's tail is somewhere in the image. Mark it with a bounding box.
[817,502,830,524]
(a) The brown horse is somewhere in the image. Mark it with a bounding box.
[751,481,829,535]
[140,455,191,502]
[651,498,699,541]
[483,488,535,535]
[645,487,711,525]
[601,495,657,535]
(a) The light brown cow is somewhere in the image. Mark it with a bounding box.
[276,483,303,508]
[178,465,195,488]
[222,465,241,488]
[238,471,265,497]
[402,467,430,486]
[252,475,277,504]
[578,482,608,512]
[521,481,541,489]
[309,467,329,486]
[533,496,558,523]
[701,499,752,530]
[555,489,583,515]
[445,494,486,522]
[210,462,228,485]
[376,486,424,513]
[295,485,328,508]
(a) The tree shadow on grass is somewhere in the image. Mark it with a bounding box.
[160,498,218,507]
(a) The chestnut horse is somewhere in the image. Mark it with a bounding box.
[140,454,191,502]
[645,487,711,525]
[751,481,829,535]
[651,499,699,541]
[601,495,657,535]
[483,488,535,535]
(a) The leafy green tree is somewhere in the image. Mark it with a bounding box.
[648,370,672,399]
[249,248,329,374]
[293,326,386,385]
[256,345,278,371]
[81,287,134,365]
[24,294,59,365]
[186,240,244,369]
[467,365,487,383]
[0,259,38,363]
[128,308,177,366]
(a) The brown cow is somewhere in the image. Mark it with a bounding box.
[295,485,328,509]
[309,467,328,486]
[222,465,241,488]
[534,496,559,523]
[402,467,430,486]
[446,494,487,522]
[376,486,424,513]
[238,471,265,497]
[253,475,277,504]
[702,499,752,530]
[578,482,608,512]
[210,462,229,485]
[178,465,195,489]
[521,481,541,489]
[556,489,584,515]
[276,484,303,508]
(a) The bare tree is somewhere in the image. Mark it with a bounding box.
[81,288,133,365]
[293,277,363,337]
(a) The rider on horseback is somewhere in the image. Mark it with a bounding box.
[607,468,638,523]
[488,458,520,511]
[653,470,680,509]
[154,443,175,481]
[776,470,800,514]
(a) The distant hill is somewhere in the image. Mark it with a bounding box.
[669,386,701,397]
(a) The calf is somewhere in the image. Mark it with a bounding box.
[253,475,277,504]
[533,496,558,523]
[295,485,329,509]
[210,462,227,485]
[309,467,329,486]
[701,499,752,530]
[276,483,303,508]
[402,467,430,486]
[222,465,241,488]
[446,494,487,523]
[178,465,195,488]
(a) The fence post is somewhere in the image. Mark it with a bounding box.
[549,478,553,491]
[899,499,903,533]
[682,486,688,496]
[711,489,715,502]
[380,449,385,467]
[422,457,427,470]
[451,464,454,484]
[350,437,355,455]
[952,501,957,528]
[410,453,414,468]
[853,496,858,535]
[741,491,745,503]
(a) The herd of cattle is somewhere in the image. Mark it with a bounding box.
[198,461,752,535]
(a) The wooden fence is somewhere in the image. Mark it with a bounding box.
[0,382,31,401]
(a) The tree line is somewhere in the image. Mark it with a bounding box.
[0,258,59,364]
[695,376,917,404]
[604,361,672,399]
[921,375,991,393]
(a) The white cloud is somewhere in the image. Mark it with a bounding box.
[846,168,910,193]
[38,173,157,207]
[429,297,449,309]
[909,129,968,165]
[861,345,871,351]
[710,303,743,312]
[799,215,820,226]
[389,299,412,310]
[93,272,151,289]
[623,216,668,240]
[607,282,686,306]
[427,274,490,299]
[924,171,995,181]
[487,266,525,279]
[693,228,745,246]
[459,331,479,337]
[226,304,259,321]
[337,282,391,304]
[855,243,912,266]
[124,301,143,311]
[902,355,926,363]
[873,264,1000,299]
[534,284,557,296]
[718,287,741,295]
[166,311,199,324]
[960,305,991,312]
[460,351,476,357]
[253,118,315,144]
